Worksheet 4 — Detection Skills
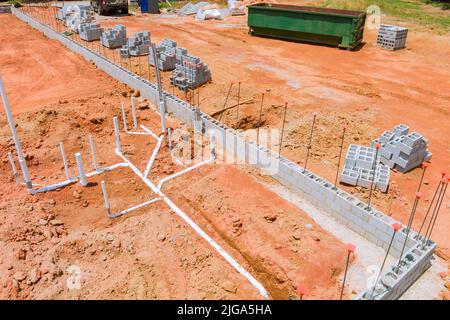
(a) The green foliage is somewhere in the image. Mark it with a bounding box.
[321,0,450,31]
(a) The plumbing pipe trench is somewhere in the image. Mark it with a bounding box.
[115,148,269,299]
[143,136,164,178]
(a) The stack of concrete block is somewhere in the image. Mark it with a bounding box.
[79,23,102,41]
[377,24,408,51]
[56,4,72,21]
[60,5,94,33]
[340,144,390,192]
[101,25,127,49]
[148,39,178,71]
[371,124,431,173]
[170,47,211,91]
[119,31,151,58]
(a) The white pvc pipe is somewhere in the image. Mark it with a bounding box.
[140,124,159,140]
[167,127,172,150]
[18,158,32,189]
[7,152,19,184]
[59,142,71,180]
[88,135,98,171]
[159,100,166,133]
[115,149,269,299]
[109,197,162,219]
[75,152,88,186]
[0,75,31,187]
[100,180,111,215]
[131,96,138,129]
[113,116,121,154]
[143,136,164,178]
[157,157,214,191]
[86,162,129,177]
[120,102,128,133]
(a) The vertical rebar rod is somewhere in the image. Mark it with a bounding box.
[396,192,422,271]
[422,178,447,247]
[218,82,233,122]
[367,144,381,210]
[425,179,448,247]
[303,113,317,173]
[257,92,265,145]
[278,101,288,158]
[340,244,355,300]
[417,162,429,192]
[334,126,346,187]
[59,142,70,180]
[370,224,401,300]
[417,173,445,235]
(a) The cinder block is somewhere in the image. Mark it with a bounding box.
[393,124,409,137]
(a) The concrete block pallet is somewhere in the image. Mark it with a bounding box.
[377,24,408,51]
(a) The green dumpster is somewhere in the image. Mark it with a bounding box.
[247,3,366,50]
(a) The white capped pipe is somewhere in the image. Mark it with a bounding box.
[209,130,216,159]
[18,158,32,189]
[59,142,71,180]
[113,116,121,153]
[120,102,128,133]
[75,152,88,186]
[159,100,166,133]
[167,127,172,150]
[100,180,111,215]
[88,135,98,171]
[143,136,164,178]
[115,149,269,299]
[7,152,19,184]
[0,75,31,186]
[131,96,138,129]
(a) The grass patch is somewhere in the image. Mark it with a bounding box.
[320,0,450,31]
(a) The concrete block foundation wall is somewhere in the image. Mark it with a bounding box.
[11,7,436,300]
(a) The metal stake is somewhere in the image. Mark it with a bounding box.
[370,223,402,300]
[257,92,265,145]
[334,126,347,187]
[218,82,233,122]
[278,101,288,158]
[340,244,355,300]
[367,144,381,210]
[303,113,317,172]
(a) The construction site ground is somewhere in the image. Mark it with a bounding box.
[0,0,449,300]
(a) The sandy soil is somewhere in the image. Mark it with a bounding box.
[0,12,352,299]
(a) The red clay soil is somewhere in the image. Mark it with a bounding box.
[0,13,349,299]
[95,9,449,255]
[169,165,348,299]
[0,14,113,114]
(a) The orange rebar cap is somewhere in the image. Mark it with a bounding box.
[346,243,356,253]
[297,284,307,296]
